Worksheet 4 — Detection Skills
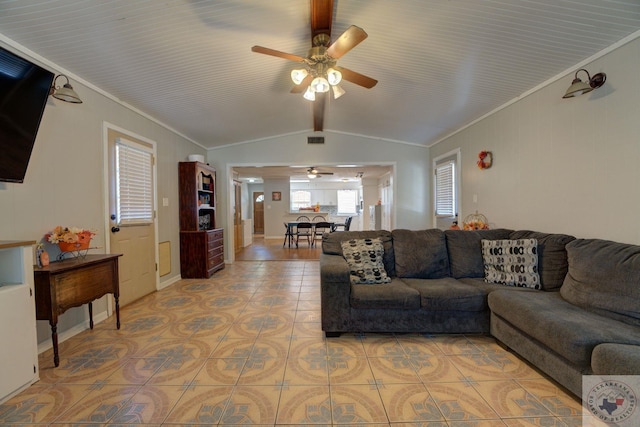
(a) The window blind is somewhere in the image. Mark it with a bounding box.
[115,139,154,224]
[435,161,455,217]
[337,189,358,214]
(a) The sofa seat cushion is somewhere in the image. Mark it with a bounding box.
[392,229,450,279]
[561,239,640,327]
[509,230,575,291]
[458,277,539,295]
[350,278,421,309]
[445,229,513,278]
[402,277,486,311]
[591,343,640,375]
[489,290,640,366]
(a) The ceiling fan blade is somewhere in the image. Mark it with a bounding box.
[251,46,305,62]
[313,92,326,131]
[311,0,333,39]
[326,25,368,59]
[335,66,378,88]
[291,74,313,93]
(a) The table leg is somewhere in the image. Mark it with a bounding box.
[88,302,94,329]
[50,322,59,367]
[115,293,121,329]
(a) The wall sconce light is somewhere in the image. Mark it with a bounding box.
[49,74,83,103]
[562,69,606,99]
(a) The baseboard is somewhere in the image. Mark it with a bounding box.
[158,273,182,291]
[37,310,110,355]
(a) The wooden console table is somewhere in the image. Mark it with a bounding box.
[34,254,122,367]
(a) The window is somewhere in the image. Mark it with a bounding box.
[115,138,154,224]
[435,160,455,217]
[337,189,358,214]
[291,190,311,210]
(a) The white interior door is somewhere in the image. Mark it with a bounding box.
[105,125,158,306]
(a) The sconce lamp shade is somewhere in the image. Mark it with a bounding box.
[326,67,342,85]
[563,69,607,99]
[50,74,82,103]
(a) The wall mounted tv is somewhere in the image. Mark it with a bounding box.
[0,47,54,183]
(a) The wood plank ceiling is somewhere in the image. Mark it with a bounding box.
[0,0,638,148]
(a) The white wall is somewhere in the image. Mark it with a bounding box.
[0,41,203,347]
[430,37,640,245]
[209,132,431,255]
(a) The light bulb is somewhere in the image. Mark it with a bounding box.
[310,76,330,93]
[303,86,316,101]
[327,67,342,85]
[291,69,308,85]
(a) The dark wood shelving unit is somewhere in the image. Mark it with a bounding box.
[178,161,224,278]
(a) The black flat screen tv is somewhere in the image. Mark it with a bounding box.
[0,47,54,183]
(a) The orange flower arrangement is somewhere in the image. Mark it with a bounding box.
[46,226,95,251]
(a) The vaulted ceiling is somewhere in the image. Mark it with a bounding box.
[0,0,638,149]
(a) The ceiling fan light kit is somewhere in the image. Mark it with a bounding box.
[251,0,378,130]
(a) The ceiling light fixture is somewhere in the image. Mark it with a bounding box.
[290,34,345,102]
[562,69,606,99]
[307,173,317,179]
[49,74,83,103]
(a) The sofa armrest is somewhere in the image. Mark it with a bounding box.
[592,343,640,375]
[320,252,352,334]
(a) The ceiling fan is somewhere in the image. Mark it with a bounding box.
[307,166,334,179]
[251,0,377,132]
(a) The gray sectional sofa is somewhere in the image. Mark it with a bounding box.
[320,228,640,396]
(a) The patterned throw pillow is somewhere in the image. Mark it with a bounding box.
[341,238,392,285]
[481,239,541,289]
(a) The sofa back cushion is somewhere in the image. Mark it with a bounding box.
[323,230,395,277]
[561,239,640,327]
[445,229,513,278]
[392,229,449,278]
[509,230,575,291]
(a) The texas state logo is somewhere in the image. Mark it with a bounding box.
[586,379,637,424]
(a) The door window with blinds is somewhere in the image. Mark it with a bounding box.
[115,138,154,225]
[435,160,456,217]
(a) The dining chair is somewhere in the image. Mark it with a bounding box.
[332,216,352,231]
[283,222,294,247]
[312,215,325,222]
[313,221,332,245]
[295,222,313,247]
[296,215,310,222]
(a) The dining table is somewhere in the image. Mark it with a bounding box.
[285,222,334,248]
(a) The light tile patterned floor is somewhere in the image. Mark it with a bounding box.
[0,260,589,426]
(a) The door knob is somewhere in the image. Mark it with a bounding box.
[111,226,120,233]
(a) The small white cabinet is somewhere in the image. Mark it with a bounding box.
[0,241,38,403]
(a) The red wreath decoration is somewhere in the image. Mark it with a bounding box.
[477,150,492,169]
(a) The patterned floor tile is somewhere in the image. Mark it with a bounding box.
[426,381,500,421]
[109,384,185,424]
[276,385,332,424]
[9,260,584,426]
[0,384,88,424]
[330,384,388,424]
[219,385,280,425]
[377,382,444,423]
[472,380,555,418]
[517,379,582,417]
[163,385,234,424]
[54,384,140,423]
